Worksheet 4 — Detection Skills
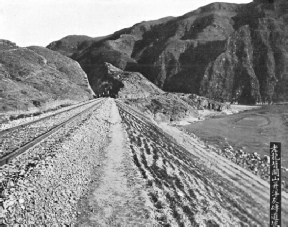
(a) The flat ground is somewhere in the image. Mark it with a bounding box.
[184,104,288,180]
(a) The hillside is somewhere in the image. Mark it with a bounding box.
[0,40,18,51]
[92,62,164,98]
[122,93,200,124]
[93,63,201,123]
[0,40,94,112]
[48,0,288,104]
[46,35,109,57]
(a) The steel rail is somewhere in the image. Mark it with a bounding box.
[0,98,101,137]
[117,100,288,204]
[0,98,105,166]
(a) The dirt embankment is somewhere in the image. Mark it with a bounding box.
[115,100,288,226]
[184,104,288,186]
[122,93,199,124]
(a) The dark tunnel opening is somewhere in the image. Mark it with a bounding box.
[93,77,124,99]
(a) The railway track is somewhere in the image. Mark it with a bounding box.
[0,98,104,166]
[0,98,111,225]
[0,99,97,133]
[116,100,288,226]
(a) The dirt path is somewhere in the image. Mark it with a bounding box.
[76,99,154,226]
[73,100,287,226]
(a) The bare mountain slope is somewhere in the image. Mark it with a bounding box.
[0,40,94,112]
[48,0,288,104]
[93,63,200,122]
[91,62,164,98]
[0,40,18,51]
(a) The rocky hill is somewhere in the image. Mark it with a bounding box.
[0,40,94,112]
[48,0,288,104]
[91,63,200,122]
[91,62,164,98]
[122,93,199,124]
[46,35,111,58]
[0,40,18,51]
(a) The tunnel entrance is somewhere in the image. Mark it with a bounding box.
[93,77,124,99]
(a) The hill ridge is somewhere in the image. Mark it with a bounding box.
[48,0,288,104]
[0,42,94,112]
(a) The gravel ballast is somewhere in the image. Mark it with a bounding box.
[0,99,101,158]
[0,99,111,225]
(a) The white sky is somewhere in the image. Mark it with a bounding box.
[0,0,252,47]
